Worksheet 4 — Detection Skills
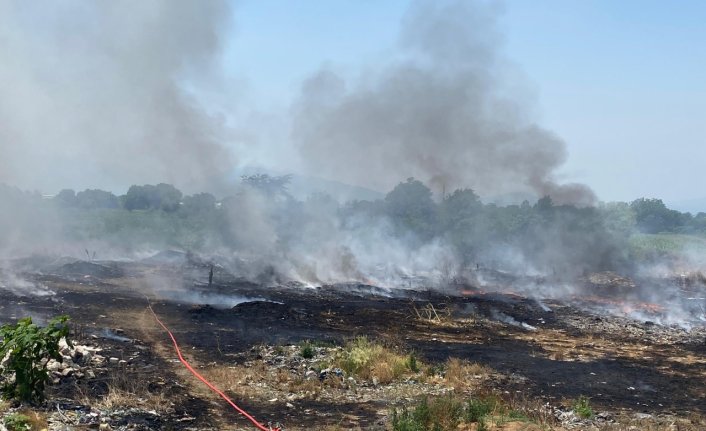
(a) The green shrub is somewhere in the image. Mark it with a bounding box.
[0,316,71,403]
[338,336,379,375]
[3,413,31,431]
[407,353,419,373]
[391,398,429,431]
[299,341,315,359]
[573,395,594,419]
[465,397,497,423]
[391,396,464,431]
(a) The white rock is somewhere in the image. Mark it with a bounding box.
[46,359,62,372]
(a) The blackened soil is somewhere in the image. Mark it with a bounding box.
[2,260,705,429]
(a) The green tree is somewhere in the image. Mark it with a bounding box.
[385,178,437,240]
[154,183,183,212]
[123,184,183,212]
[75,189,119,209]
[54,189,77,207]
[630,198,684,233]
[181,192,217,213]
[440,188,482,230]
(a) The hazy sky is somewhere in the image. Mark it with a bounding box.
[223,0,706,205]
[2,1,704,208]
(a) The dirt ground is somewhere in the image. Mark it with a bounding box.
[1,258,705,430]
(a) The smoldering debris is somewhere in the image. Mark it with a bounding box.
[486,309,537,331]
[0,269,54,297]
[97,328,132,343]
[142,250,190,266]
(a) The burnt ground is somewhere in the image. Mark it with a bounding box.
[1,258,705,430]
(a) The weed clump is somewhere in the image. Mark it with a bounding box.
[573,395,594,419]
[443,357,491,393]
[335,336,420,384]
[390,394,541,431]
[299,341,315,359]
[3,413,31,431]
[465,396,497,423]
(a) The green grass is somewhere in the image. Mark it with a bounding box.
[629,233,706,261]
[391,395,511,431]
[58,207,225,250]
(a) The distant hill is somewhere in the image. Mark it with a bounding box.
[286,175,383,202]
[232,167,383,203]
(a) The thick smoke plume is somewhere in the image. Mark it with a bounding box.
[0,0,232,193]
[293,1,595,205]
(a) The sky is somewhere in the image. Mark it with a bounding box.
[222,0,706,207]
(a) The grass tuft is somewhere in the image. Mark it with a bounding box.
[335,336,420,384]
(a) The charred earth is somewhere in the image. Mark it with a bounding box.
[0,254,704,430]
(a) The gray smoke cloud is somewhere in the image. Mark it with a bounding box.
[0,0,233,194]
[292,0,595,205]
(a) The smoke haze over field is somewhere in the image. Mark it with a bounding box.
[0,0,233,193]
[292,1,595,205]
[0,0,594,204]
[0,1,705,329]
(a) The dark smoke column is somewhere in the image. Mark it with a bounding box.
[291,0,595,206]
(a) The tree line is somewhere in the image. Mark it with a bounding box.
[2,177,705,273]
[45,177,706,235]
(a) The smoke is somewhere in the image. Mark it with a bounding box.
[0,0,233,193]
[292,0,594,205]
[0,268,54,297]
[1,0,701,330]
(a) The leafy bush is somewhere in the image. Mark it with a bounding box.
[573,395,594,419]
[0,316,71,403]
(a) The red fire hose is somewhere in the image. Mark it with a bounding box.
[147,301,282,431]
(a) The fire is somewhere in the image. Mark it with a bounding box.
[573,295,665,315]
